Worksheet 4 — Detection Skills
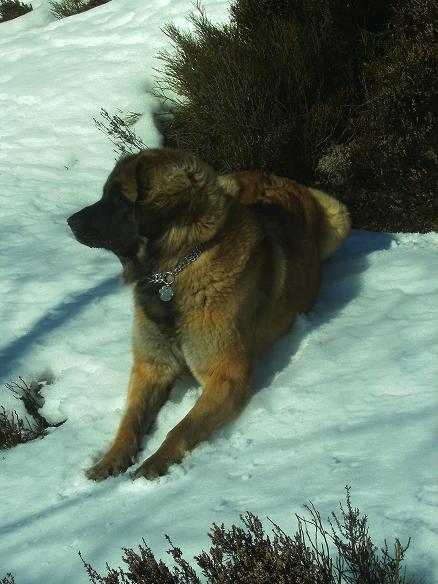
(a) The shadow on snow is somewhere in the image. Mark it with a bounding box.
[253,230,395,393]
[0,275,120,384]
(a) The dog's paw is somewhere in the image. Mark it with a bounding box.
[132,453,170,481]
[86,452,133,481]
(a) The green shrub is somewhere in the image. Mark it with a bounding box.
[337,0,438,232]
[148,0,437,232]
[154,1,357,179]
[0,0,32,22]
[49,0,110,19]
[81,489,418,583]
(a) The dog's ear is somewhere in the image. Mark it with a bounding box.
[138,151,216,209]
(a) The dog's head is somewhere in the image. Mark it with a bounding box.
[67,148,236,280]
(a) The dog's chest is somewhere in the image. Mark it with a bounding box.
[136,284,179,334]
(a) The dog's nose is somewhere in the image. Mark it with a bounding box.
[67,214,81,230]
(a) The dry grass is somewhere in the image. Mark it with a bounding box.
[0,376,64,450]
[80,488,419,583]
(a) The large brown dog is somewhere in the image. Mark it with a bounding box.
[67,148,350,480]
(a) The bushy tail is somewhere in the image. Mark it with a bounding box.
[309,188,351,260]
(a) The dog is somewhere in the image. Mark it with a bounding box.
[67,148,350,480]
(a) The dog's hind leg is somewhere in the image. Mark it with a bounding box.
[132,349,251,480]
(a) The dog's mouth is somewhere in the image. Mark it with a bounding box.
[68,229,109,250]
[71,233,102,247]
[70,230,140,259]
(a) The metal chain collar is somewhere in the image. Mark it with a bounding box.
[140,243,207,298]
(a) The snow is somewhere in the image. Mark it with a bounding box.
[1,1,437,582]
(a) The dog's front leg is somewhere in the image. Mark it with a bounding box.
[133,350,251,480]
[86,358,177,481]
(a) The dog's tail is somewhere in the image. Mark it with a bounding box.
[309,188,351,260]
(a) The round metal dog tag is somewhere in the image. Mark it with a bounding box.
[159,285,174,302]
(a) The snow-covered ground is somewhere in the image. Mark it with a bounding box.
[1,1,437,582]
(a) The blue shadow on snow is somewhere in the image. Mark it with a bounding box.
[0,275,120,384]
[253,230,395,393]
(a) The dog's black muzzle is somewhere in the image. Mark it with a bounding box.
[68,198,140,258]
[67,202,108,248]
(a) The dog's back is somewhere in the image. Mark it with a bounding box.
[221,170,351,262]
[218,170,351,351]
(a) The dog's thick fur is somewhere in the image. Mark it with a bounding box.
[67,148,350,480]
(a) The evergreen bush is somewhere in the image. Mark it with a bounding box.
[49,0,110,19]
[339,0,438,231]
[0,0,32,22]
[149,0,437,232]
[155,0,356,179]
